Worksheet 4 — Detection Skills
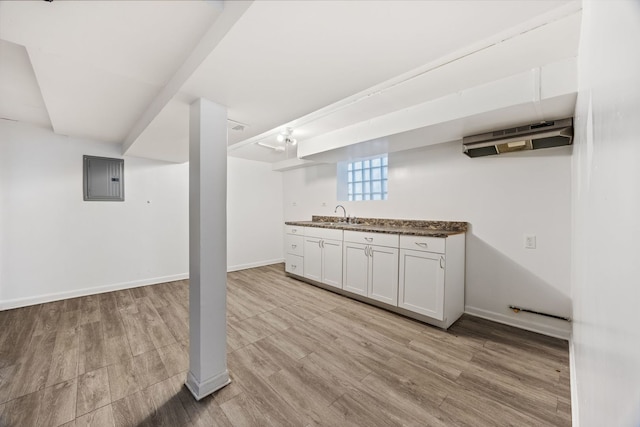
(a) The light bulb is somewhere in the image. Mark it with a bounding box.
[277,134,284,142]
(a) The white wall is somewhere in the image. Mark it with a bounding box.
[0,121,284,308]
[284,141,572,338]
[227,156,284,271]
[571,1,640,425]
[0,121,189,307]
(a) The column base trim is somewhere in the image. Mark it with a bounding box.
[185,370,231,401]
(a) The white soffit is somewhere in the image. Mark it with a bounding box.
[299,58,578,163]
[232,5,581,162]
[292,11,582,146]
[126,99,190,163]
[183,0,577,147]
[0,0,223,143]
[28,49,161,142]
[0,40,50,129]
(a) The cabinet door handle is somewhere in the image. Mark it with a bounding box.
[440,256,445,269]
[365,237,373,242]
[291,264,297,270]
[416,242,428,248]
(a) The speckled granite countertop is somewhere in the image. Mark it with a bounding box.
[285,216,467,238]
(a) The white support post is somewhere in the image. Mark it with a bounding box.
[185,98,230,400]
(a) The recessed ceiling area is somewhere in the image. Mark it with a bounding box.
[0,0,581,164]
[0,0,223,142]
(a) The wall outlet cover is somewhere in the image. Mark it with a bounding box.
[524,234,537,249]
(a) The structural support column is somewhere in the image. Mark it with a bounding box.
[186,98,230,400]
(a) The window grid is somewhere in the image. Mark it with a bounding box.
[347,155,388,201]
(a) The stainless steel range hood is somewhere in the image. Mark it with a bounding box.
[463,118,573,158]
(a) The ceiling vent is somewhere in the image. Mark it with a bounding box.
[463,118,573,158]
[227,119,248,132]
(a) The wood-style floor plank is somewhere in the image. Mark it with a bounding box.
[75,404,115,427]
[2,388,43,426]
[37,378,77,427]
[107,357,140,402]
[9,330,56,399]
[78,322,107,375]
[0,263,572,426]
[77,367,111,417]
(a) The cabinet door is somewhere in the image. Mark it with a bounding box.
[398,249,445,320]
[343,242,368,296]
[303,237,322,283]
[369,245,399,305]
[322,239,343,289]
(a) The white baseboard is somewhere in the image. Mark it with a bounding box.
[0,260,287,310]
[0,273,189,311]
[227,258,284,272]
[465,305,572,340]
[185,370,231,401]
[569,337,579,426]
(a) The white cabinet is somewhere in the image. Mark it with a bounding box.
[398,248,445,319]
[285,223,466,329]
[303,228,343,289]
[343,231,399,305]
[398,234,465,328]
[284,226,304,276]
[343,242,368,296]
[370,245,399,305]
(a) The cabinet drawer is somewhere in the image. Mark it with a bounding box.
[285,225,305,236]
[285,234,304,256]
[400,235,445,253]
[285,254,304,276]
[343,230,399,248]
[304,227,343,241]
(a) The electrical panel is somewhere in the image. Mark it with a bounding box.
[83,155,124,201]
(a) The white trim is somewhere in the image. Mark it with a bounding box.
[227,258,284,273]
[0,261,286,310]
[0,273,189,310]
[464,305,571,340]
[185,370,231,401]
[569,336,579,426]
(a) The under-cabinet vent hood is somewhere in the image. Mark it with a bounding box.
[462,117,573,158]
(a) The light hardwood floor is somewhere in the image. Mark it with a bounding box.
[0,264,571,426]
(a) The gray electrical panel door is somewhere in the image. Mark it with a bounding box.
[83,155,124,201]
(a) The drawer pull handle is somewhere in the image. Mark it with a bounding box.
[292,264,297,269]
[416,242,428,248]
[292,229,297,233]
[365,237,373,242]
[291,244,297,249]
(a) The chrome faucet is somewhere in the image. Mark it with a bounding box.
[334,205,347,222]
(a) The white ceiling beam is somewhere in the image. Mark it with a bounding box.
[298,58,577,160]
[122,0,253,155]
[226,0,581,155]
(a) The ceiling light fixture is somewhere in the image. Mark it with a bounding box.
[277,127,297,145]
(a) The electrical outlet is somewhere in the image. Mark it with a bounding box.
[524,234,536,249]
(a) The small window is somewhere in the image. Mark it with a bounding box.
[338,154,388,201]
[83,155,124,201]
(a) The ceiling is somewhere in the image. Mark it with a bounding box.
[0,0,582,165]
